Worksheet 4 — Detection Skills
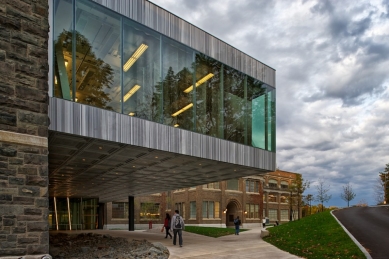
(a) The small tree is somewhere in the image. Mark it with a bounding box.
[379,163,389,204]
[290,174,310,220]
[315,178,332,212]
[340,183,356,207]
[374,176,385,205]
[303,194,314,215]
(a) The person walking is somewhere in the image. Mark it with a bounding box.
[171,209,185,247]
[164,213,172,239]
[234,216,241,235]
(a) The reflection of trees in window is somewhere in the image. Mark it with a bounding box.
[140,202,160,220]
[54,30,114,110]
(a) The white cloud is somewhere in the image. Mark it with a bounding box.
[150,0,389,206]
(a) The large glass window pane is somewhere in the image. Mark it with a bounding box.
[208,201,214,218]
[75,0,121,112]
[224,66,246,144]
[112,202,129,219]
[123,19,161,121]
[215,202,220,218]
[267,87,276,152]
[140,203,160,220]
[202,201,207,218]
[53,0,73,100]
[162,38,194,129]
[195,54,223,137]
[190,201,196,219]
[247,76,268,149]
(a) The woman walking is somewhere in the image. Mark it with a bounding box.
[164,213,172,239]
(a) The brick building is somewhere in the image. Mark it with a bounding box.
[104,170,299,230]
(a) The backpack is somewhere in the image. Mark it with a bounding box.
[174,215,182,229]
[234,219,239,225]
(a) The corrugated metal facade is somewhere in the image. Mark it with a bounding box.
[49,97,276,171]
[92,0,276,88]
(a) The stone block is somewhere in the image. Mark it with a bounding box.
[17,215,43,221]
[18,186,40,197]
[19,147,40,154]
[13,98,42,113]
[0,168,17,176]
[35,198,47,208]
[7,234,17,242]
[18,237,39,244]
[0,241,16,249]
[15,63,44,80]
[22,20,48,38]
[24,208,42,215]
[27,244,49,255]
[0,82,15,95]
[24,153,47,165]
[0,187,18,195]
[0,234,6,240]
[18,111,48,127]
[26,176,47,187]
[0,13,21,30]
[0,194,12,201]
[9,177,25,185]
[0,161,7,168]
[13,196,34,205]
[27,222,48,232]
[16,85,47,103]
[38,166,48,177]
[0,112,17,126]
[260,229,269,238]
[18,167,38,175]
[0,248,26,256]
[8,51,33,65]
[12,226,26,234]
[3,218,15,226]
[0,146,17,157]
[9,158,23,165]
[6,6,40,24]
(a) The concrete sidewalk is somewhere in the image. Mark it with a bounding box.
[56,228,301,259]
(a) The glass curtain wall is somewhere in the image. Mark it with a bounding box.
[52,0,275,152]
[48,197,98,230]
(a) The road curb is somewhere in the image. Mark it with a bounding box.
[331,210,372,259]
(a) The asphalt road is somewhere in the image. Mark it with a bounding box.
[333,206,389,259]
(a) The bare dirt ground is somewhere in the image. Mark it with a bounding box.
[49,232,169,259]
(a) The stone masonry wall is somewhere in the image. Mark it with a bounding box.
[0,0,50,258]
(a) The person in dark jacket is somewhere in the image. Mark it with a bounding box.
[171,210,185,247]
[164,213,172,239]
[234,216,241,235]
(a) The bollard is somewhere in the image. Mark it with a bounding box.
[149,221,152,229]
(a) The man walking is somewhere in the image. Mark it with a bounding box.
[234,216,241,235]
[171,209,185,247]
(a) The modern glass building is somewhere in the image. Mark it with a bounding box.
[52,0,275,150]
[47,0,276,231]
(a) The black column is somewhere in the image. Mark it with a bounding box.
[98,203,104,229]
[128,196,135,231]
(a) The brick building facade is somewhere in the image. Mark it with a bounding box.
[104,170,299,230]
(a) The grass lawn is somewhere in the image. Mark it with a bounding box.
[263,211,365,259]
[184,226,248,238]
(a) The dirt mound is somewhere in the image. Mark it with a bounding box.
[49,233,169,259]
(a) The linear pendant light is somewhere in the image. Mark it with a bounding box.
[172,103,193,117]
[184,73,214,93]
[123,43,148,72]
[123,85,141,102]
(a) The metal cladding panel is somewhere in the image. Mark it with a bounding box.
[49,98,275,171]
[92,0,276,88]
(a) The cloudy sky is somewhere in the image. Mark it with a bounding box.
[150,0,389,207]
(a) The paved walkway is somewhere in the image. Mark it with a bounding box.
[56,227,301,259]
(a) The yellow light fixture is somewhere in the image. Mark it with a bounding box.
[123,44,148,72]
[174,124,179,127]
[172,103,193,117]
[54,76,57,84]
[64,60,68,67]
[184,73,214,93]
[129,112,135,116]
[123,85,141,102]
